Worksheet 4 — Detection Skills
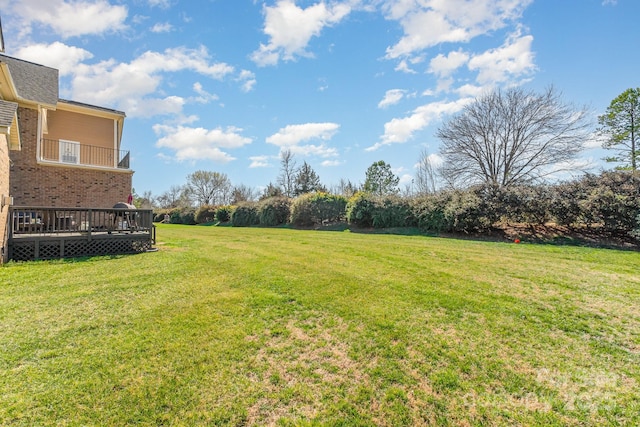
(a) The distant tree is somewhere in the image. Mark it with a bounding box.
[277,149,297,198]
[260,182,284,200]
[363,160,399,196]
[156,185,187,208]
[598,87,640,172]
[331,178,360,198]
[294,161,324,195]
[438,86,590,187]
[414,149,438,195]
[132,189,154,209]
[231,184,257,204]
[186,170,232,206]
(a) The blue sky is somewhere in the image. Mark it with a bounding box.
[1,0,637,197]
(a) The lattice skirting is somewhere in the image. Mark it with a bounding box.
[9,235,154,261]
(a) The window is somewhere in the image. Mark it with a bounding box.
[59,139,80,164]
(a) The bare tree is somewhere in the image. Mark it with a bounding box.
[414,149,438,195]
[330,178,360,198]
[438,87,591,187]
[186,170,232,206]
[134,190,155,209]
[277,149,297,198]
[231,184,257,204]
[156,185,187,208]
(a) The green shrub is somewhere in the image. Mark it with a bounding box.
[477,185,551,225]
[583,172,640,233]
[231,203,260,227]
[169,209,182,224]
[290,193,315,226]
[195,205,217,224]
[444,190,491,232]
[179,208,197,225]
[290,193,347,226]
[153,209,168,223]
[346,192,375,227]
[371,196,414,228]
[215,205,233,223]
[411,189,492,233]
[632,214,640,240]
[411,194,450,232]
[550,180,587,227]
[550,172,640,233]
[259,197,291,226]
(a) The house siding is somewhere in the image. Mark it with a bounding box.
[47,109,115,150]
[0,133,9,263]
[10,106,133,209]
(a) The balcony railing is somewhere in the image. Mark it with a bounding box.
[40,139,130,170]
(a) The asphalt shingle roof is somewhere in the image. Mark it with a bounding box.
[0,53,58,106]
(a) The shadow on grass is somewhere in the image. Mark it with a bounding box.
[156,221,639,251]
[303,222,640,251]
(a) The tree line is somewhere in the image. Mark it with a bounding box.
[138,86,639,239]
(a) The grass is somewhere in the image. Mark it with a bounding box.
[1,224,639,426]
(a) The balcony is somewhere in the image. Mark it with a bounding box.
[40,138,130,170]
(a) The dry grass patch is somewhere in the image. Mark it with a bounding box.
[245,313,370,425]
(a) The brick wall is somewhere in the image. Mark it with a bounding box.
[0,134,9,263]
[9,106,133,209]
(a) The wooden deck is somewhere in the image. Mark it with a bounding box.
[7,207,156,261]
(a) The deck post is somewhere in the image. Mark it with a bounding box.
[88,209,92,241]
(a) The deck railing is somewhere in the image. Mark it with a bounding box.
[7,206,156,261]
[9,207,154,237]
[40,139,130,169]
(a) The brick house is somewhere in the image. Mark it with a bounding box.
[0,53,136,262]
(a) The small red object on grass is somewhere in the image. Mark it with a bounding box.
[514,238,521,244]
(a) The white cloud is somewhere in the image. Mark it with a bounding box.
[66,46,234,116]
[267,122,340,158]
[468,31,535,84]
[321,159,342,167]
[399,173,413,186]
[249,155,272,168]
[14,42,93,76]
[288,144,339,158]
[378,89,406,109]
[154,124,252,163]
[150,22,173,33]
[148,0,172,8]
[237,70,257,92]
[12,0,128,38]
[192,82,219,104]
[428,49,469,77]
[394,59,417,74]
[368,98,472,151]
[267,122,340,146]
[384,0,533,59]
[251,0,352,66]
[123,96,186,118]
[584,131,606,149]
[454,83,489,98]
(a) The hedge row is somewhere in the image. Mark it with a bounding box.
[153,172,640,238]
[153,205,235,225]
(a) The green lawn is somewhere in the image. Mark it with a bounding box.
[1,225,639,426]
